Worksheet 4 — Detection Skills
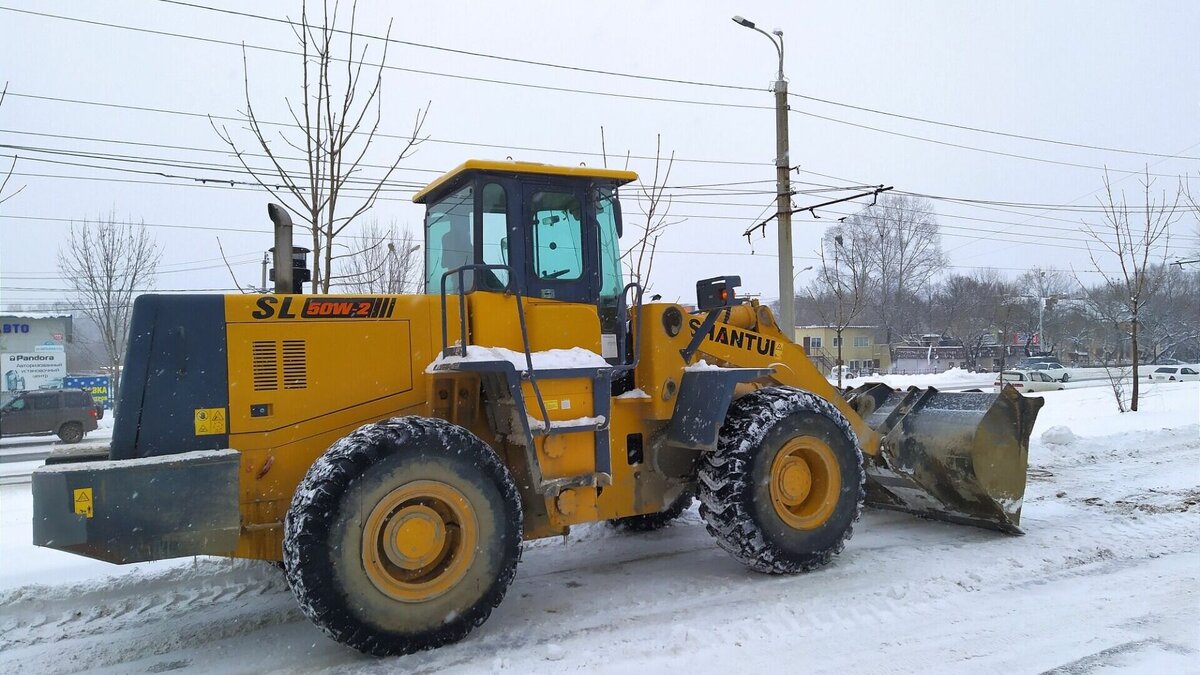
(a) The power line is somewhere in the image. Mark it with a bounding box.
[5,120,1181,229]
[154,0,1200,161]
[789,109,1182,178]
[2,91,771,168]
[9,162,1192,251]
[152,0,763,94]
[5,4,1192,177]
[0,6,772,113]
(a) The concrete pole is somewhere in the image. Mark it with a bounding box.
[775,74,795,335]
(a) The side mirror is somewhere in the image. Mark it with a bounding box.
[696,275,742,311]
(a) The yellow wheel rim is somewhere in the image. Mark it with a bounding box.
[361,480,478,603]
[769,436,841,530]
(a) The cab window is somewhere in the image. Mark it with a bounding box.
[425,185,474,293]
[480,182,510,290]
[529,190,583,281]
[595,187,623,301]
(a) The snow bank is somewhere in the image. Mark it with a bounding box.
[1040,425,1078,445]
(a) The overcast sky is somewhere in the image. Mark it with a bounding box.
[2,0,1198,308]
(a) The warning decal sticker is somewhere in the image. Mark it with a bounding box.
[73,487,94,518]
[194,407,227,436]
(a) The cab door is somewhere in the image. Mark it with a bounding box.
[523,183,596,304]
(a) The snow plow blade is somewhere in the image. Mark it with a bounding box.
[849,384,1043,534]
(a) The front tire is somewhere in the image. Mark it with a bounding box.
[698,387,864,574]
[284,417,523,656]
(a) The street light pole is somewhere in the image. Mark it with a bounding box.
[733,15,794,335]
[835,235,843,389]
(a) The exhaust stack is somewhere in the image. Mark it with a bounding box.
[267,204,311,294]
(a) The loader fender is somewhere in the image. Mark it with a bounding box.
[665,367,772,450]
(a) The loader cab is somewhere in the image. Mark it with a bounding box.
[413,160,636,333]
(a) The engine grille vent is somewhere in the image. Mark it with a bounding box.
[281,340,308,390]
[251,339,308,391]
[251,341,278,391]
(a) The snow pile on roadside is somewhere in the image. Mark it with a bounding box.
[1041,425,1078,445]
[832,367,996,390]
[1032,381,1198,438]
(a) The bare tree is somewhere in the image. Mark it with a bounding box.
[57,214,161,411]
[1080,170,1181,411]
[808,230,868,387]
[936,269,1007,371]
[213,0,429,293]
[841,194,947,346]
[338,219,421,294]
[0,83,25,209]
[612,134,681,294]
[1140,263,1200,362]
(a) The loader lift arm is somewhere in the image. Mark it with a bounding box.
[679,278,1041,534]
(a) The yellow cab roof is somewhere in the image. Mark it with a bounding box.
[412,160,639,203]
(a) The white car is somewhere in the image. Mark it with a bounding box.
[994,370,1065,393]
[1026,362,1071,382]
[1148,366,1200,382]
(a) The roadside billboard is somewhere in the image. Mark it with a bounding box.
[1,351,67,392]
[64,375,113,409]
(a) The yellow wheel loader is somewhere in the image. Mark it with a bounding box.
[32,161,1042,656]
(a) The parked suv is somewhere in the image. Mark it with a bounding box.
[0,389,100,443]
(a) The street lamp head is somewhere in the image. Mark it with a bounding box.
[772,29,783,37]
[732,15,755,28]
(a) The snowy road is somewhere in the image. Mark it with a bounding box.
[0,385,1196,674]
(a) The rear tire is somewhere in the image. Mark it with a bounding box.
[608,491,694,531]
[57,422,83,444]
[699,387,864,574]
[284,417,523,656]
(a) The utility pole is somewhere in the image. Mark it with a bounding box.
[733,16,793,334]
[260,252,269,292]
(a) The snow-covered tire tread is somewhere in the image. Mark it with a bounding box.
[698,386,865,575]
[283,416,523,657]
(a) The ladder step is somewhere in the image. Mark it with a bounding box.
[527,415,607,436]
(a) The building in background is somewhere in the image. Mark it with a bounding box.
[794,325,891,375]
[890,334,971,374]
[0,312,72,392]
